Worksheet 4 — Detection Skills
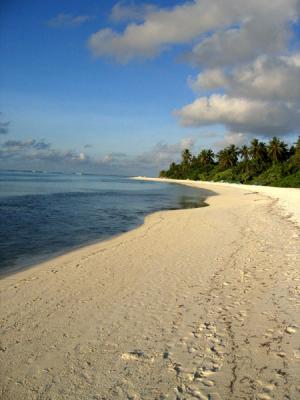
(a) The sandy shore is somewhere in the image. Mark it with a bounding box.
[1,180,299,399]
[133,177,300,227]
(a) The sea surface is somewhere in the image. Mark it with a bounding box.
[0,170,212,274]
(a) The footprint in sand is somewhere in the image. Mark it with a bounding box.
[121,350,154,363]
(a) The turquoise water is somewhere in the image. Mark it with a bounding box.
[0,171,213,274]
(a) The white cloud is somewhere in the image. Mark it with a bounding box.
[190,69,228,91]
[192,54,300,102]
[88,0,298,62]
[182,52,300,137]
[88,0,236,60]
[188,15,289,68]
[176,94,300,135]
[233,55,300,102]
[283,52,300,67]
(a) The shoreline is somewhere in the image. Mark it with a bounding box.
[1,180,299,399]
[0,181,213,278]
[2,178,298,279]
[132,176,300,227]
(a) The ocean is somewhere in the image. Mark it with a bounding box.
[0,170,212,274]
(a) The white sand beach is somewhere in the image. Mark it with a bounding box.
[1,180,300,400]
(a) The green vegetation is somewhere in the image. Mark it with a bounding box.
[160,137,300,188]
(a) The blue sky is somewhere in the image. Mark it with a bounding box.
[0,0,299,174]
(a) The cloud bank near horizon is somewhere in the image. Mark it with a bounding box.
[0,136,197,174]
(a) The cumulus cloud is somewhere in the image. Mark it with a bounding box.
[88,0,298,62]
[182,52,300,136]
[48,13,93,28]
[88,0,236,60]
[189,69,228,91]
[188,15,290,68]
[284,52,300,67]
[110,2,157,23]
[191,54,300,102]
[176,94,300,135]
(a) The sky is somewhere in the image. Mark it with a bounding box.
[0,0,300,175]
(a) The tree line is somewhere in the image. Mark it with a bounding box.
[160,137,300,187]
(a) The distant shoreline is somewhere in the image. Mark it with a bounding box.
[132,176,300,227]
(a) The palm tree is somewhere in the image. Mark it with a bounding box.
[181,149,192,166]
[239,145,249,162]
[291,136,300,166]
[250,138,259,161]
[207,149,215,164]
[217,149,231,169]
[289,145,296,158]
[228,144,239,165]
[160,136,300,186]
[294,136,300,156]
[267,137,288,163]
[217,146,238,169]
[257,141,268,163]
[181,148,192,177]
[198,149,215,166]
[250,139,267,164]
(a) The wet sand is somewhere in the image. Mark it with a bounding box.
[0,180,299,399]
